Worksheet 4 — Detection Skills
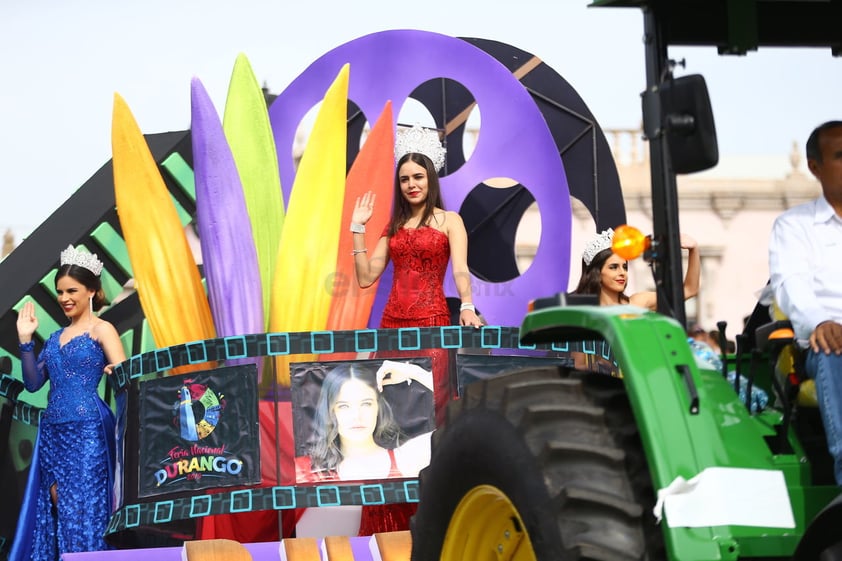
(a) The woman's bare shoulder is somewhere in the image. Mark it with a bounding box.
[441,209,466,233]
[91,319,119,340]
[629,291,657,311]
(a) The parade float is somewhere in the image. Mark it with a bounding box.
[2,2,842,559]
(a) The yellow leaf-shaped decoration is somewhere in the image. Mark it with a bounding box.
[268,64,349,386]
[111,93,216,372]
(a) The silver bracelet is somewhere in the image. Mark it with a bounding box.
[460,303,476,312]
[350,223,366,234]
[352,249,367,255]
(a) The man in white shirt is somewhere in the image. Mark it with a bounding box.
[769,120,842,485]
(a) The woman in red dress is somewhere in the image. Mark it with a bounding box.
[349,127,482,533]
[351,136,482,419]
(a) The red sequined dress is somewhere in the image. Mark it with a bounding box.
[379,225,451,417]
[360,225,453,536]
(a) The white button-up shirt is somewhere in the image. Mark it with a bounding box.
[769,196,842,344]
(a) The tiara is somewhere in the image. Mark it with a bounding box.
[394,124,446,172]
[60,244,104,276]
[582,228,614,266]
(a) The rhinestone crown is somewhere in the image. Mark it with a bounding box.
[60,244,104,276]
[394,124,446,172]
[582,229,614,266]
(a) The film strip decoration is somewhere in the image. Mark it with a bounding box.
[107,480,419,535]
[109,325,542,393]
[0,374,41,426]
[103,325,615,536]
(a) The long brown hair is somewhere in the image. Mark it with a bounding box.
[388,152,445,236]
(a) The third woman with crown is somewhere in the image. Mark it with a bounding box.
[574,228,700,309]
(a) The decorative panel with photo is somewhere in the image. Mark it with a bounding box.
[290,358,435,484]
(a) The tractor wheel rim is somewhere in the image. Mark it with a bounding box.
[441,484,537,561]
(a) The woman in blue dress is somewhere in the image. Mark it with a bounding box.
[12,245,126,561]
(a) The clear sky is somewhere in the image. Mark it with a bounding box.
[2,0,840,238]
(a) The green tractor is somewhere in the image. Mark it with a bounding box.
[412,301,841,560]
[409,1,842,559]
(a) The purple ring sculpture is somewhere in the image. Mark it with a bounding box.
[269,29,571,328]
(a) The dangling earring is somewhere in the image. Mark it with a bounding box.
[89,294,94,324]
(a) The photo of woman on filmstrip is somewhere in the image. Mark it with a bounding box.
[290,358,435,484]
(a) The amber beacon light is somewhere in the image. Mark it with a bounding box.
[612,225,650,261]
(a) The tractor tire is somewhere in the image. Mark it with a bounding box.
[410,366,664,561]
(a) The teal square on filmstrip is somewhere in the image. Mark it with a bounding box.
[18,405,33,425]
[310,331,335,354]
[130,356,143,377]
[106,509,122,533]
[155,348,173,371]
[153,500,174,524]
[480,326,502,348]
[27,405,43,425]
[190,495,213,517]
[397,328,422,350]
[315,486,342,507]
[272,486,297,510]
[354,329,378,352]
[439,325,463,349]
[403,480,420,502]
[582,340,596,355]
[600,342,612,360]
[266,333,290,355]
[551,341,570,352]
[360,484,386,505]
[230,490,253,513]
[224,336,248,359]
[187,342,208,364]
[125,504,141,528]
[114,364,129,387]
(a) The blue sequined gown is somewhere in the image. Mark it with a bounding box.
[12,330,116,561]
